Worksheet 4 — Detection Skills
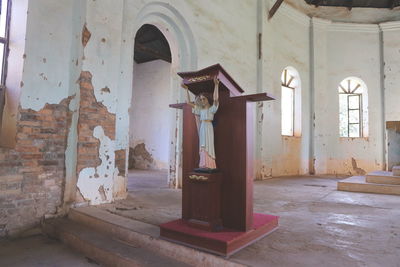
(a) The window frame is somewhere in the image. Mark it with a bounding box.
[0,0,11,126]
[338,78,366,138]
[346,93,362,137]
[0,0,11,87]
[281,69,296,137]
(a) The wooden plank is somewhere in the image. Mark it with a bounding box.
[216,91,250,231]
[169,103,186,109]
[231,93,275,102]
[182,105,199,221]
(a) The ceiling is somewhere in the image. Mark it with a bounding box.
[134,24,171,64]
[284,0,400,23]
[133,2,399,62]
[304,0,400,9]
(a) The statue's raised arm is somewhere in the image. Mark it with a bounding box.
[213,77,219,105]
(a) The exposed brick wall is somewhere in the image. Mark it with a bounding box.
[77,71,116,174]
[115,149,126,176]
[0,71,121,236]
[0,98,73,237]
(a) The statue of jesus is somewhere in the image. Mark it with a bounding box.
[182,77,219,170]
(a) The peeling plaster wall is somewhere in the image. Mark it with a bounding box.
[2,0,400,236]
[76,71,125,205]
[77,126,116,204]
[259,3,311,178]
[76,0,127,204]
[81,0,123,114]
[130,60,171,170]
[63,1,86,205]
[0,0,83,237]
[314,23,383,175]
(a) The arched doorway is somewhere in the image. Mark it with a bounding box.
[128,24,172,189]
[129,2,198,189]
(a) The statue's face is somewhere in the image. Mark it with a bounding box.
[199,95,209,107]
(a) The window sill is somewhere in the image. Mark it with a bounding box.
[339,137,369,141]
[281,135,302,139]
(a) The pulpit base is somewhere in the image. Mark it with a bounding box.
[159,213,279,257]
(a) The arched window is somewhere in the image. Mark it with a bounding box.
[281,67,301,136]
[338,77,368,138]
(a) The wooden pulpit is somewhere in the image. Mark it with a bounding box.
[160,64,279,256]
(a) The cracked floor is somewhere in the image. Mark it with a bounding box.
[99,169,400,267]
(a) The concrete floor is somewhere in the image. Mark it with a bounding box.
[101,169,400,267]
[0,234,99,267]
[2,170,399,267]
[127,169,169,190]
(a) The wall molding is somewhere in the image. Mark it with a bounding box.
[379,21,400,32]
[135,1,198,71]
[277,2,310,27]
[329,22,379,33]
[312,17,331,30]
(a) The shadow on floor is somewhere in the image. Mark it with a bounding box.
[0,235,98,267]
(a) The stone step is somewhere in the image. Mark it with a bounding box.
[68,207,242,266]
[366,171,400,185]
[392,166,400,176]
[42,218,189,267]
[337,176,400,195]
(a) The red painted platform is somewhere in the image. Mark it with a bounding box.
[160,213,279,256]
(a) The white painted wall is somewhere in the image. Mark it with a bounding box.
[381,22,400,122]
[130,60,171,170]
[20,0,81,110]
[259,2,311,178]
[381,22,400,171]
[314,23,383,174]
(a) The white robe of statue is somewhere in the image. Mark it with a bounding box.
[192,103,218,168]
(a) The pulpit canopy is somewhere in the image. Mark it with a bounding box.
[178,64,244,97]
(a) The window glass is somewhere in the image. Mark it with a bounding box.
[0,0,8,38]
[339,94,348,137]
[281,86,294,136]
[348,95,359,109]
[349,124,359,138]
[0,42,4,79]
[349,110,359,124]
